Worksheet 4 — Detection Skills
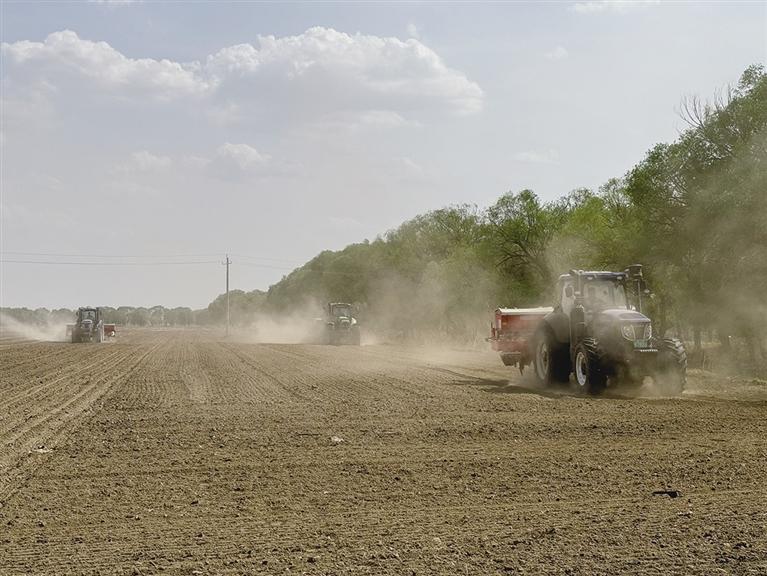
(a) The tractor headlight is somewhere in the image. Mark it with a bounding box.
[621,324,635,340]
[643,323,652,339]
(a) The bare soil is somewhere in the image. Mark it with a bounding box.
[0,329,765,575]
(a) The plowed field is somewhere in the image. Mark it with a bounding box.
[1,329,765,575]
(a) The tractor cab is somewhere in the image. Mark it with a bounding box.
[557,268,653,352]
[556,271,635,315]
[328,303,353,320]
[79,308,98,322]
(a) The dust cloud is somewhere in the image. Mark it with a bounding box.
[0,313,70,342]
[231,301,326,344]
[360,268,499,349]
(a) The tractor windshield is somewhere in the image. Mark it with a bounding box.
[333,306,351,318]
[583,280,627,310]
[81,310,96,321]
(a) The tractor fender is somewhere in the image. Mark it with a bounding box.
[541,310,570,346]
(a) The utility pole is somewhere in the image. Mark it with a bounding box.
[225,254,231,338]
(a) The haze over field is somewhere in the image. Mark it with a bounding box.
[1,1,765,309]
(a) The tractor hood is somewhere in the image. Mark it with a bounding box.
[595,309,650,323]
[591,308,653,345]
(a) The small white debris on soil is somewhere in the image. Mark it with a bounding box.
[330,435,344,444]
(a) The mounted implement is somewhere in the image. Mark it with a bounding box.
[487,307,553,373]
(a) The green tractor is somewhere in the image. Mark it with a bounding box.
[533,265,686,395]
[322,302,361,345]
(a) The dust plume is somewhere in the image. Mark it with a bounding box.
[360,265,500,348]
[231,300,327,344]
[0,312,71,342]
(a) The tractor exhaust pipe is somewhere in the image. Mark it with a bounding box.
[625,264,645,313]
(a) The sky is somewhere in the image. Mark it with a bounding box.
[1,0,765,310]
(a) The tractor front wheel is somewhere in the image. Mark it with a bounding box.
[572,338,607,395]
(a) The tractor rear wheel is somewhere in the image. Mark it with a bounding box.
[572,338,607,395]
[533,328,570,387]
[655,337,686,396]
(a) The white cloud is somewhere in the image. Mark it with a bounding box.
[206,102,241,126]
[2,27,483,120]
[129,150,172,170]
[406,23,421,40]
[310,109,419,136]
[112,145,288,181]
[513,149,560,165]
[389,156,429,182]
[2,30,209,101]
[545,46,569,60]
[357,110,411,128]
[204,26,483,116]
[215,143,272,171]
[571,0,660,13]
[206,143,299,181]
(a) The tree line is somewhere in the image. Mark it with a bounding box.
[1,306,205,328]
[0,290,272,329]
[259,65,767,365]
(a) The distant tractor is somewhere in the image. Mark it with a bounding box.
[67,307,115,343]
[320,302,361,345]
[490,265,687,395]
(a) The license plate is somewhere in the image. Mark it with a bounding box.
[634,339,648,348]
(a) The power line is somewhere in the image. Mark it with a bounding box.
[1,251,309,266]
[229,253,305,264]
[1,258,370,277]
[234,262,295,271]
[0,260,221,266]
[0,251,225,259]
[0,260,304,270]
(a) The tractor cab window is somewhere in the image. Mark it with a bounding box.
[561,280,575,315]
[584,280,627,310]
[332,306,351,318]
[81,310,96,321]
